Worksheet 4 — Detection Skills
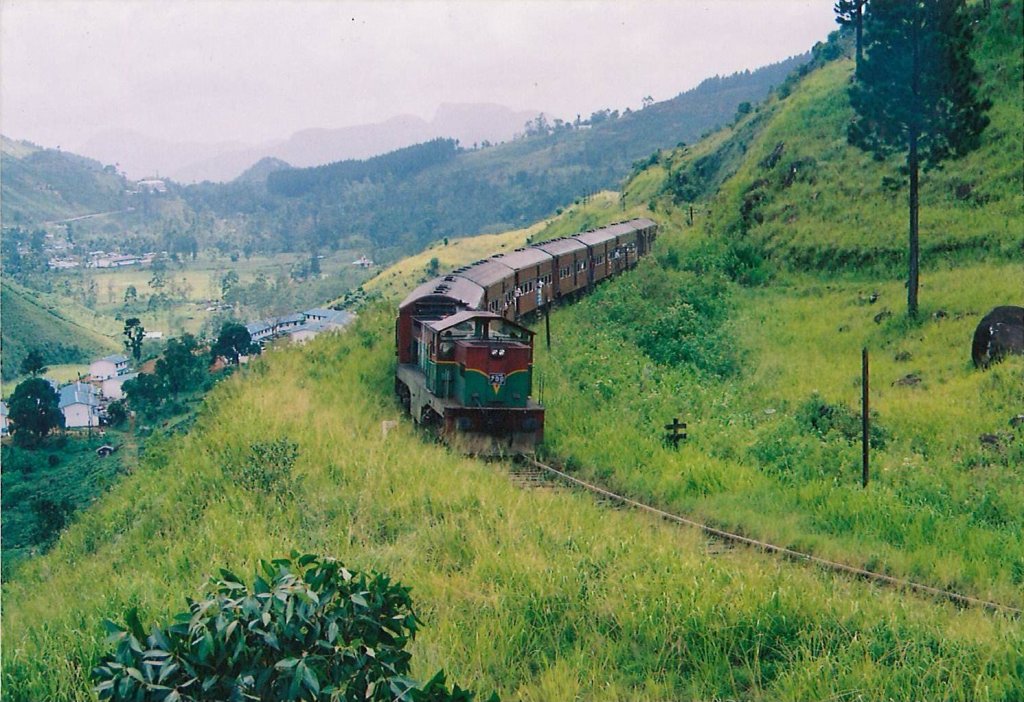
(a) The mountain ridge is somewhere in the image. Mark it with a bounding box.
[70,102,542,184]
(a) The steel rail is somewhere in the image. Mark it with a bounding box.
[522,457,1022,617]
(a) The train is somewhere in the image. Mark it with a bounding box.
[395,217,658,454]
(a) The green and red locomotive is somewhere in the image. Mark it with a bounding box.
[395,217,657,454]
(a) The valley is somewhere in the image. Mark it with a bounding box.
[2,3,1022,700]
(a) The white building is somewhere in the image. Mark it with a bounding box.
[275,313,305,333]
[1,401,9,436]
[136,179,168,193]
[289,310,356,343]
[59,382,100,428]
[101,372,138,400]
[90,354,130,380]
[245,321,274,343]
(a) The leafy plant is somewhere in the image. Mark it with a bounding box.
[92,553,496,702]
[212,322,259,365]
[124,318,146,363]
[8,377,64,447]
[795,393,888,448]
[224,438,300,500]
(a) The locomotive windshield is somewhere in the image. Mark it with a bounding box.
[488,320,529,342]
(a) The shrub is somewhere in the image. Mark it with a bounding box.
[223,438,300,500]
[796,393,888,449]
[92,553,496,702]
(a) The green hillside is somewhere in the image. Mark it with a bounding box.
[528,0,1023,605]
[0,136,132,225]
[3,310,1021,701]
[1,280,120,381]
[182,55,809,260]
[658,3,1023,273]
[3,4,1023,701]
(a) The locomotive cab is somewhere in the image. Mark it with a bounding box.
[422,311,534,407]
[396,310,544,454]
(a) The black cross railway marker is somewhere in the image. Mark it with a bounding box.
[664,417,687,448]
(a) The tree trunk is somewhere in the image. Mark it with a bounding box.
[908,128,920,318]
[855,1,864,76]
[907,8,921,319]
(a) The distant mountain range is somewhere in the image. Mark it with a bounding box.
[71,103,541,184]
[2,53,813,264]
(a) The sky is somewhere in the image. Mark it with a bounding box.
[1,0,837,150]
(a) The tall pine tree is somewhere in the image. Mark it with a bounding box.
[834,0,867,74]
[848,0,990,317]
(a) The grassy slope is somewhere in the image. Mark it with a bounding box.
[3,309,1021,702]
[4,8,1023,701]
[531,2,1023,606]
[0,136,130,224]
[1,279,120,382]
[1,431,135,577]
[684,2,1023,272]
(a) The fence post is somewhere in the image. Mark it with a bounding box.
[862,347,870,488]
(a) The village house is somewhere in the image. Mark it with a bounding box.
[90,354,130,380]
[275,312,305,333]
[1,401,9,437]
[59,382,100,428]
[136,179,168,193]
[101,372,138,400]
[245,321,274,344]
[288,310,356,343]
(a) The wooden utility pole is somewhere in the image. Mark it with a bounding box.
[544,303,551,350]
[862,347,870,488]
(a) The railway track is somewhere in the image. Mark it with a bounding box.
[513,455,1022,617]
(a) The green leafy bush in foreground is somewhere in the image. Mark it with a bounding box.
[93,553,495,702]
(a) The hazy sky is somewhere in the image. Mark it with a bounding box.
[1,1,837,149]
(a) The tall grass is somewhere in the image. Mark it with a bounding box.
[3,307,1021,701]
[535,211,1023,608]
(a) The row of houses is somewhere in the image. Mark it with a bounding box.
[246,307,355,346]
[2,307,357,437]
[47,251,158,271]
[0,353,133,435]
[58,354,138,428]
[87,252,157,269]
[1,380,107,434]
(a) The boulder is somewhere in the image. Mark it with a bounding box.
[972,306,1024,368]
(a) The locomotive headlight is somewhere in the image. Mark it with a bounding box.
[490,348,506,358]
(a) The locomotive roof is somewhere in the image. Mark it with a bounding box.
[455,258,515,288]
[494,247,551,269]
[426,309,535,336]
[400,275,485,311]
[534,237,587,256]
[425,309,500,332]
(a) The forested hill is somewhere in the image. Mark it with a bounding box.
[180,54,809,260]
[0,136,133,225]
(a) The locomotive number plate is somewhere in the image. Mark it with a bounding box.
[488,372,506,386]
